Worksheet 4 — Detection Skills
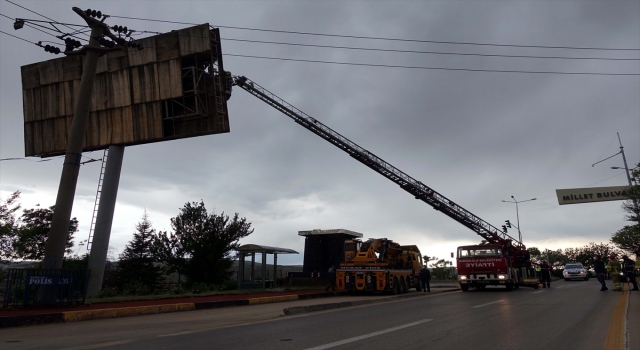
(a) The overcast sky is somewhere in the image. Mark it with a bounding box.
[1,0,639,265]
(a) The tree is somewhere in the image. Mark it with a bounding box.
[540,249,569,269]
[527,247,542,263]
[12,205,77,261]
[0,191,21,260]
[611,225,640,253]
[115,212,163,290]
[153,201,253,285]
[611,164,640,253]
[556,242,623,270]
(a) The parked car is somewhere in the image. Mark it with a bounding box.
[563,263,590,281]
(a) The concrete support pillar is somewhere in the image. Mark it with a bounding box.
[250,253,255,282]
[261,250,267,289]
[237,252,244,286]
[86,145,125,297]
[273,253,278,287]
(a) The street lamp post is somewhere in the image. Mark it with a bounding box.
[501,196,536,243]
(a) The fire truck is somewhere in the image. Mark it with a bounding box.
[457,244,539,291]
[232,76,536,291]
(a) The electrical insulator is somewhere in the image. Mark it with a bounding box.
[123,26,128,33]
[85,9,92,15]
[91,10,97,18]
[96,11,102,18]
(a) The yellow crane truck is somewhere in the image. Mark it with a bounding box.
[336,238,424,294]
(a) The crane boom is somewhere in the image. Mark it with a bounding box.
[233,76,524,250]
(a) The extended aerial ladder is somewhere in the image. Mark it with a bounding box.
[233,76,524,253]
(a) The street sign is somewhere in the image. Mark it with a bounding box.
[555,185,630,205]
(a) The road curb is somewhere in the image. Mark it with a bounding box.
[0,291,343,328]
[282,288,459,315]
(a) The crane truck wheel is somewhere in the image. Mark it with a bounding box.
[460,284,469,292]
[391,277,399,295]
[400,278,408,294]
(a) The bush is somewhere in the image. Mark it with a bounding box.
[220,280,239,291]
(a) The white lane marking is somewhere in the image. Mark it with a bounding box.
[532,291,545,294]
[68,340,134,349]
[158,331,195,337]
[304,319,432,350]
[472,300,504,308]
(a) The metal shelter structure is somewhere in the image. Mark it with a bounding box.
[236,244,298,289]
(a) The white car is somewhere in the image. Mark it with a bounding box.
[563,263,590,281]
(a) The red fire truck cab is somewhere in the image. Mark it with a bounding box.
[456,244,539,291]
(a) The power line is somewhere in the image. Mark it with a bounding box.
[0,29,39,45]
[108,14,640,52]
[5,0,90,37]
[0,13,87,42]
[225,53,640,76]
[222,38,639,61]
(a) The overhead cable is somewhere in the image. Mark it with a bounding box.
[225,53,640,76]
[108,14,640,51]
[222,38,640,61]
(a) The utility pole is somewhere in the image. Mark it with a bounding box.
[42,8,122,270]
[593,132,638,221]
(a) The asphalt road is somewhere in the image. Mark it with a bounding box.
[0,280,629,350]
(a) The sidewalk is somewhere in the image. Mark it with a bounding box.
[1,282,460,328]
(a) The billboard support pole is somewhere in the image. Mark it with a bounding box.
[86,145,125,296]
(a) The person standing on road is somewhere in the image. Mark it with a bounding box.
[607,254,622,291]
[622,255,639,291]
[594,255,608,291]
[635,248,640,287]
[540,260,552,288]
[419,265,431,293]
[325,265,337,292]
[535,265,542,283]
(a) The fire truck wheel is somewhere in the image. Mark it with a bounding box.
[506,283,513,291]
[461,284,469,292]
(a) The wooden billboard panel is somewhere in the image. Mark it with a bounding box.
[107,49,130,72]
[22,24,230,157]
[179,25,210,56]
[21,64,40,89]
[128,36,157,66]
[131,64,160,104]
[132,102,163,142]
[156,31,181,62]
[109,70,131,109]
[157,59,183,100]
[38,59,64,86]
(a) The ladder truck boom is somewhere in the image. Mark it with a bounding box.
[233,75,523,251]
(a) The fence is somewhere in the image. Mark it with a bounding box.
[3,269,90,308]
